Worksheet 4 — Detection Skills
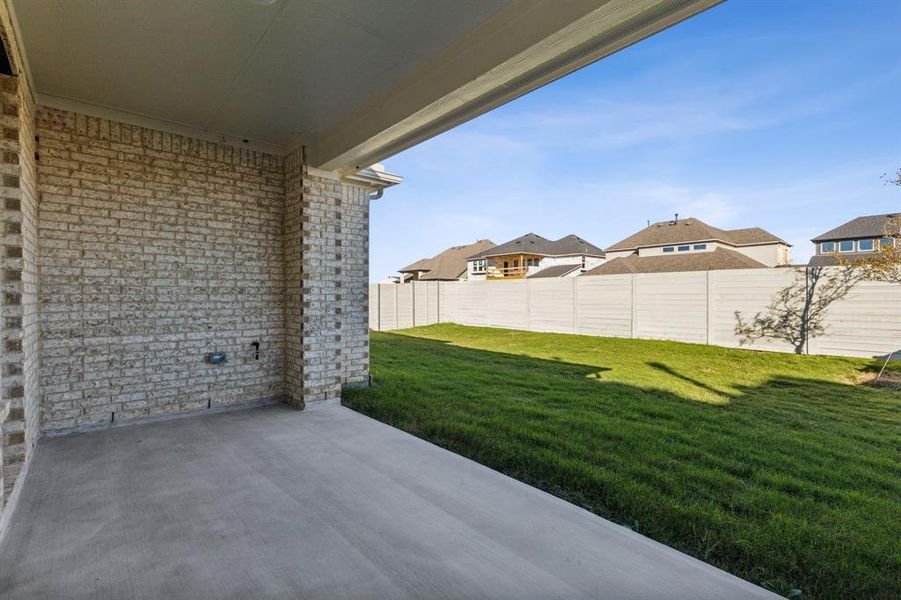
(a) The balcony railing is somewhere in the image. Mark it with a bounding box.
[486,265,532,279]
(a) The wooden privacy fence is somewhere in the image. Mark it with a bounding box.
[369,268,901,359]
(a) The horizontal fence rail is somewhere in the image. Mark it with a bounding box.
[370,268,901,359]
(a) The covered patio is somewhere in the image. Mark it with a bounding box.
[0,402,776,599]
[0,0,783,597]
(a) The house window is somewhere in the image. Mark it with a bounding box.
[839,240,854,253]
[581,256,586,270]
[471,259,486,273]
[693,244,707,251]
[820,241,835,253]
[879,237,895,248]
[677,245,690,252]
[858,239,874,252]
[662,246,674,253]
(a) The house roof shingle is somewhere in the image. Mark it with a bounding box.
[583,247,767,276]
[606,218,788,251]
[468,233,604,259]
[399,239,495,280]
[527,264,583,278]
[811,213,901,242]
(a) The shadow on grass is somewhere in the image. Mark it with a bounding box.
[345,331,900,600]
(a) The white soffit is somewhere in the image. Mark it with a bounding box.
[8,0,721,170]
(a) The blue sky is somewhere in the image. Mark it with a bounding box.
[370,0,901,281]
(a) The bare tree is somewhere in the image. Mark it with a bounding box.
[734,265,862,354]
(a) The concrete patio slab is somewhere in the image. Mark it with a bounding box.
[0,403,777,599]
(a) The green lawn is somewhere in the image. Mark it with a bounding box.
[344,324,901,600]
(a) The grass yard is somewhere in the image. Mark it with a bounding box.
[344,324,901,600]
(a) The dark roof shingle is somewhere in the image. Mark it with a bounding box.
[606,218,787,251]
[527,264,582,278]
[583,247,767,276]
[469,233,604,259]
[811,213,901,242]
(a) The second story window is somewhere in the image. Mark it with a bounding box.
[693,244,707,250]
[839,240,854,253]
[677,245,690,252]
[858,239,874,252]
[663,246,674,253]
[880,237,895,248]
[820,241,835,253]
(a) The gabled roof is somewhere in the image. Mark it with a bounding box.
[606,218,788,251]
[583,247,767,276]
[469,233,604,259]
[811,213,901,242]
[399,240,495,280]
[527,264,583,278]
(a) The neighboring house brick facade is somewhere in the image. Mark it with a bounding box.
[467,233,604,280]
[588,217,790,276]
[808,213,900,267]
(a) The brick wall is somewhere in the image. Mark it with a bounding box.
[0,64,377,517]
[296,169,345,403]
[35,107,287,431]
[0,73,37,506]
[283,161,372,406]
[0,6,39,514]
[283,148,304,407]
[339,183,370,387]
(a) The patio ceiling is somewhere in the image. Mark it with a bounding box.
[7,0,721,172]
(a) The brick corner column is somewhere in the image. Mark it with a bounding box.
[283,149,373,409]
[0,71,38,510]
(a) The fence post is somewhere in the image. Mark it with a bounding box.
[377,284,381,331]
[525,279,532,331]
[572,276,578,334]
[630,274,638,339]
[706,271,712,345]
[803,266,810,355]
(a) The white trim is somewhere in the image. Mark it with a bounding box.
[342,166,403,189]
[37,93,286,155]
[305,166,341,181]
[610,238,790,252]
[837,240,856,253]
[857,239,875,252]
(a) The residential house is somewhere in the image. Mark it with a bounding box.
[586,216,790,276]
[399,240,495,282]
[808,213,900,266]
[467,234,605,280]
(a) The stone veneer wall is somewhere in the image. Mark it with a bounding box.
[0,16,39,513]
[35,107,287,430]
